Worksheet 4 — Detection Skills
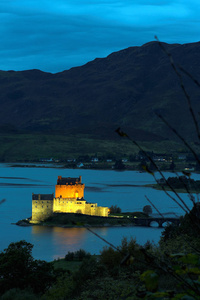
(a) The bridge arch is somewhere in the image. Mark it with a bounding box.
[132,217,180,228]
[162,221,172,227]
[148,220,160,227]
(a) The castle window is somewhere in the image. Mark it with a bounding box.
[47,206,48,208]
[42,206,43,208]
[35,206,37,208]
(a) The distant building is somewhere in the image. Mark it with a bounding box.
[31,176,109,223]
[77,163,84,168]
[122,159,128,162]
[91,158,99,162]
[178,155,187,160]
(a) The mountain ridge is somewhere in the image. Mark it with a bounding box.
[1,41,200,142]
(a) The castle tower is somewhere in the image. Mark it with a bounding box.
[55,176,85,199]
[31,193,54,223]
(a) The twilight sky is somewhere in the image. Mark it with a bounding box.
[1,0,200,73]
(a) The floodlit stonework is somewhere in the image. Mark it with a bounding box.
[31,176,109,223]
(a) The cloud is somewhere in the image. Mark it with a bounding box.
[0,0,199,72]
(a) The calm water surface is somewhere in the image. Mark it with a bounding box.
[0,164,198,261]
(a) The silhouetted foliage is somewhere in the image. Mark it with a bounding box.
[143,205,152,215]
[65,249,91,261]
[0,240,55,296]
[169,160,176,170]
[159,175,200,190]
[114,159,125,170]
[1,288,37,300]
[65,251,75,261]
[109,205,122,214]
[149,161,157,171]
[161,203,200,243]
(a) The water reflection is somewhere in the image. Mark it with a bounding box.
[32,225,88,245]
[52,227,88,247]
[30,224,163,261]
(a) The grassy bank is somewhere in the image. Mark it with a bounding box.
[37,212,149,227]
[0,132,186,162]
[41,213,133,227]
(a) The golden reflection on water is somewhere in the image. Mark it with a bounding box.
[30,225,163,261]
[31,225,109,255]
[52,227,88,246]
[32,226,87,243]
[97,226,109,236]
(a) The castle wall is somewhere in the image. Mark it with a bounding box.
[96,206,109,217]
[84,203,109,217]
[85,203,97,216]
[84,204,91,215]
[31,194,54,223]
[53,198,86,214]
[55,184,85,199]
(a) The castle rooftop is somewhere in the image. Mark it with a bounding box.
[32,193,54,200]
[57,176,82,185]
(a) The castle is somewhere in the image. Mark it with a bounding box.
[31,176,109,223]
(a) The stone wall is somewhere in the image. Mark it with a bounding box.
[53,198,86,214]
[31,194,54,223]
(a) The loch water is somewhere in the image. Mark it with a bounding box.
[0,164,197,261]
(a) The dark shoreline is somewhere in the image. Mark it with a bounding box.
[16,219,137,228]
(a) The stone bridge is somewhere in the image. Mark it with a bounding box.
[132,217,180,228]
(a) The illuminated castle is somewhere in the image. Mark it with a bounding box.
[31,176,109,223]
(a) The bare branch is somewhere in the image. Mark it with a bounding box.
[156,113,200,166]
[155,36,200,141]
[145,195,165,218]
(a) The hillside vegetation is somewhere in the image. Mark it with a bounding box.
[1,41,200,159]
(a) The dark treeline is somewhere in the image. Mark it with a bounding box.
[1,206,200,299]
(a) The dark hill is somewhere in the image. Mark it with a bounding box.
[1,41,200,142]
